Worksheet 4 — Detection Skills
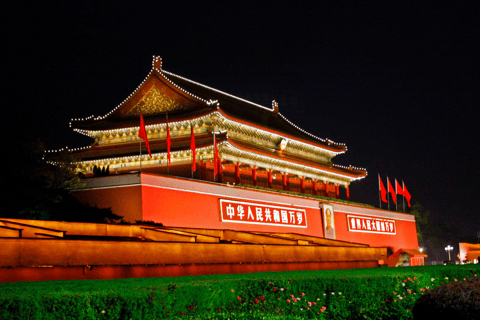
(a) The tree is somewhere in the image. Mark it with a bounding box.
[406,202,460,261]
[1,139,122,223]
[407,202,430,245]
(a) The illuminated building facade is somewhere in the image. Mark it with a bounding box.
[11,56,425,283]
[63,56,367,199]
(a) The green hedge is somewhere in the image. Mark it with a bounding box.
[1,265,478,319]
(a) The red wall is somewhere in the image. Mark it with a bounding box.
[333,208,419,253]
[72,176,143,223]
[141,174,325,237]
[73,173,419,253]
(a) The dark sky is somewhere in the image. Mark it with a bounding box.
[5,3,480,247]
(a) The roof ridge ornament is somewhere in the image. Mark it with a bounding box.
[272,100,279,114]
[152,56,162,70]
[207,99,220,108]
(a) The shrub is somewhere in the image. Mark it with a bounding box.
[413,276,480,319]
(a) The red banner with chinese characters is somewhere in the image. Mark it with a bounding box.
[220,199,307,228]
[347,214,396,234]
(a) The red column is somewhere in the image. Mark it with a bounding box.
[335,183,340,199]
[235,162,240,185]
[282,172,287,191]
[268,169,272,188]
[301,176,305,194]
[313,179,318,196]
[212,159,216,182]
[346,185,350,201]
[252,166,257,186]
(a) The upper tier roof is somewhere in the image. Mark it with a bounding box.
[61,132,366,183]
[70,56,346,153]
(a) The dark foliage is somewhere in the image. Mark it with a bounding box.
[1,140,122,223]
[93,165,110,177]
[47,192,123,223]
[135,220,164,226]
[413,276,480,320]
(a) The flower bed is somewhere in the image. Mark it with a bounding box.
[1,265,478,319]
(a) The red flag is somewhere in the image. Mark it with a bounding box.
[387,177,396,204]
[213,133,218,176]
[138,113,152,158]
[403,181,411,207]
[395,179,404,196]
[191,126,196,172]
[166,116,171,166]
[379,174,387,203]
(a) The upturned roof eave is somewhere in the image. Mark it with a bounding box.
[69,67,213,130]
[71,107,216,132]
[160,70,349,150]
[224,138,366,179]
[68,57,348,155]
[55,133,364,180]
[72,107,347,157]
[57,133,220,162]
[216,108,347,154]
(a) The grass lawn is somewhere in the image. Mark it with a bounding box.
[1,264,479,319]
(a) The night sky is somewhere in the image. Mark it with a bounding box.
[6,3,479,257]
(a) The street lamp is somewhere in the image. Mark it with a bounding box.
[445,245,454,262]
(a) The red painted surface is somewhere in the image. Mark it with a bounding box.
[141,174,324,237]
[219,199,308,228]
[386,249,426,267]
[410,257,425,266]
[73,182,143,223]
[459,242,480,262]
[334,210,418,253]
[73,173,419,253]
[0,261,379,283]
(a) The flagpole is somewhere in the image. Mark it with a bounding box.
[378,173,381,209]
[213,131,216,182]
[387,176,390,211]
[395,178,398,212]
[402,181,406,211]
[191,124,194,179]
[139,140,142,173]
[166,113,169,176]
[139,112,142,173]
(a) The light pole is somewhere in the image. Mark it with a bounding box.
[445,245,454,262]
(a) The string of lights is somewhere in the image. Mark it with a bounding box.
[66,110,346,158]
[68,56,348,156]
[53,56,366,185]
[222,141,364,184]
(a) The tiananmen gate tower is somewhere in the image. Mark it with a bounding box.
[68,56,366,196]
[0,56,425,283]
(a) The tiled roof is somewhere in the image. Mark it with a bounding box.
[69,57,346,152]
[162,70,345,150]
